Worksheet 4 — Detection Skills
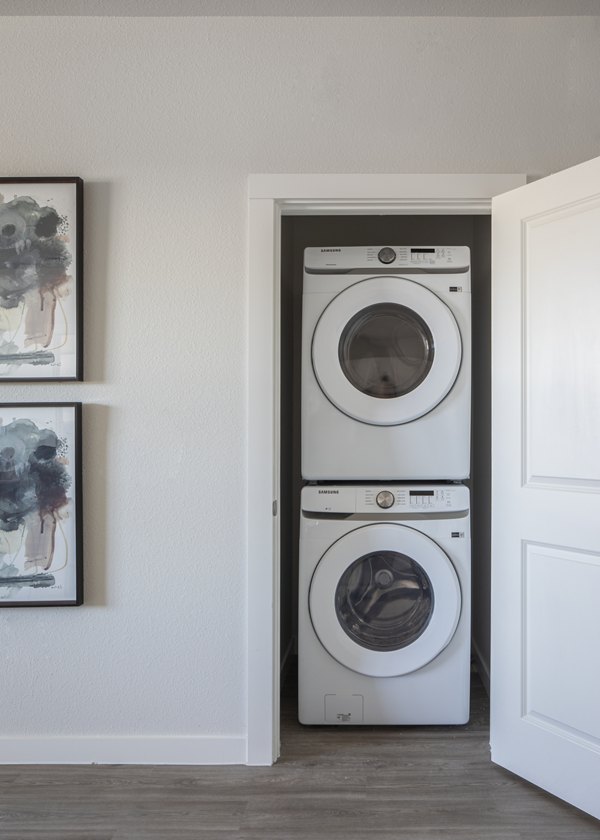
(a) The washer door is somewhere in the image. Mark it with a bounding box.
[309,523,461,677]
[312,276,461,425]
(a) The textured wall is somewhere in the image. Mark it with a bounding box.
[0,15,598,753]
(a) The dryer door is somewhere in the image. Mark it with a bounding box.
[309,523,461,677]
[312,276,461,425]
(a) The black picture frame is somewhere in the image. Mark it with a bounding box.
[0,402,83,607]
[0,177,83,381]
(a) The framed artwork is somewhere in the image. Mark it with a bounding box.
[0,403,82,607]
[0,177,83,381]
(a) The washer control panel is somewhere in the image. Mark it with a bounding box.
[363,486,457,512]
[304,245,470,273]
[302,484,469,514]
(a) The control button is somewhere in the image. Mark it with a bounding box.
[376,490,395,509]
[378,247,396,264]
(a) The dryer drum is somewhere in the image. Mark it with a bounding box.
[338,303,434,399]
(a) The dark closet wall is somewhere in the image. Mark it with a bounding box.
[280,215,491,684]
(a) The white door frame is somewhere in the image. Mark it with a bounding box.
[246,173,526,765]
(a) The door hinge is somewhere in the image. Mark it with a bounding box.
[272,500,278,516]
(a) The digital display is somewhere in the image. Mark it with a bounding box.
[411,248,435,253]
[410,490,434,496]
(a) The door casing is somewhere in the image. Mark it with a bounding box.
[246,173,526,765]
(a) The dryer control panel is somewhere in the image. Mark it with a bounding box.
[302,484,469,514]
[304,245,470,274]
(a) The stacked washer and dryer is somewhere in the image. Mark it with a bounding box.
[298,245,472,725]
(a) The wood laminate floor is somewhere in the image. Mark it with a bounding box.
[1,665,598,839]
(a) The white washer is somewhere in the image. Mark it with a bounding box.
[298,483,470,725]
[301,245,471,480]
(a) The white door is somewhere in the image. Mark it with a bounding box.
[491,155,600,820]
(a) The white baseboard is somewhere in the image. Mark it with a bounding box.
[0,735,246,765]
[472,639,490,697]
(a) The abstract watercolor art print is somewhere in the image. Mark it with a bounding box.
[0,178,82,380]
[0,403,82,606]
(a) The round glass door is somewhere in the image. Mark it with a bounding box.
[309,523,461,677]
[335,550,434,651]
[338,303,434,399]
[312,276,461,426]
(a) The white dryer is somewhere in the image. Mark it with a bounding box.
[298,483,470,725]
[301,245,471,480]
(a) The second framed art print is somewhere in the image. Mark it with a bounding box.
[0,403,82,607]
[0,177,83,381]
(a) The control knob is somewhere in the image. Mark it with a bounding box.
[376,490,395,509]
[378,247,396,264]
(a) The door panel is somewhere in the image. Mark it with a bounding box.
[491,154,600,820]
[524,198,600,489]
[523,542,600,742]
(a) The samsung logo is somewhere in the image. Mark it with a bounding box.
[320,248,341,253]
[318,489,339,494]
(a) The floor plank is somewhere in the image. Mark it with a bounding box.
[0,666,598,839]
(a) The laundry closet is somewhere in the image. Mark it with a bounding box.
[279,214,492,727]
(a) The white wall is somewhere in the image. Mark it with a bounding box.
[1,15,599,762]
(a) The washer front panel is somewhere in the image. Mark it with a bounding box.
[311,276,462,426]
[309,523,461,677]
